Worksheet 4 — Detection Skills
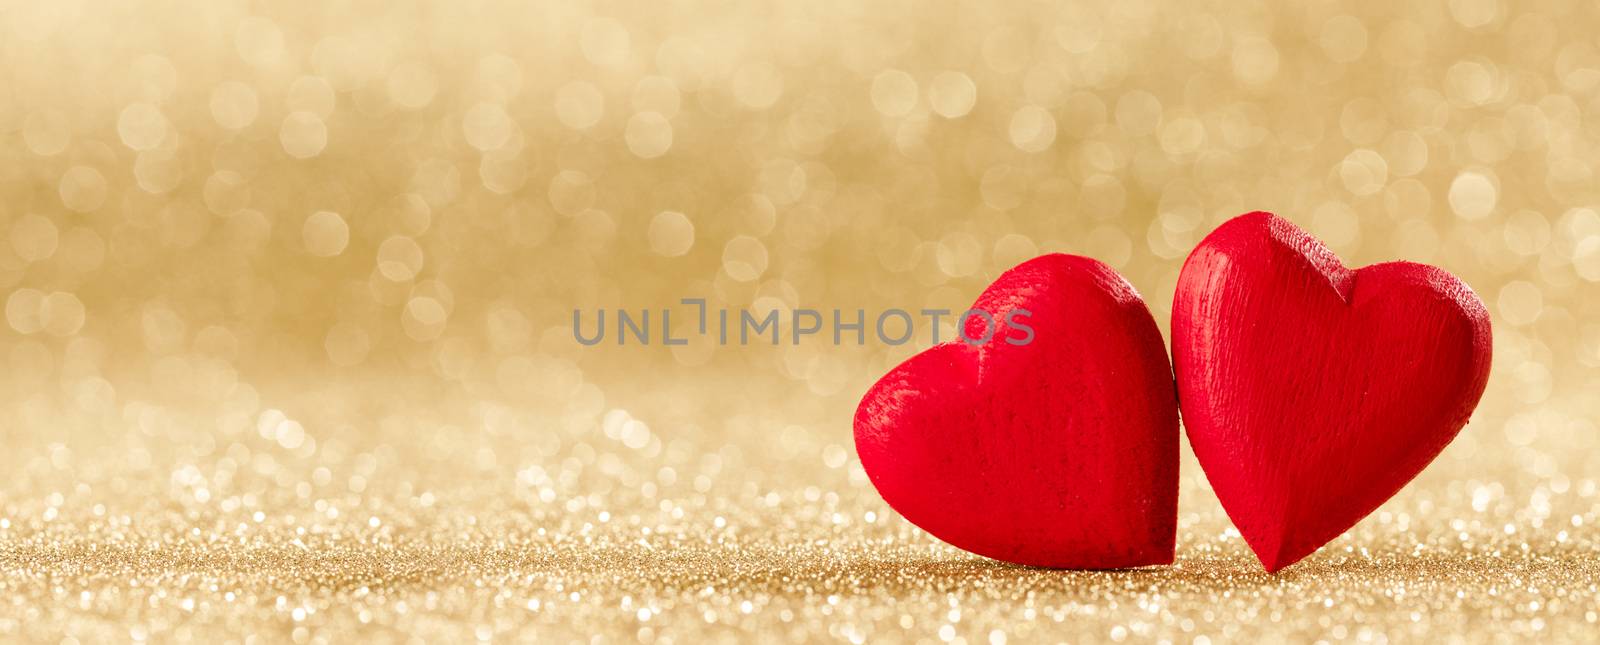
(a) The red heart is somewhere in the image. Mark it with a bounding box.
[855,254,1179,568]
[1172,212,1492,572]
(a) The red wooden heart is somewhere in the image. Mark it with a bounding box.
[855,254,1179,568]
[1172,212,1492,572]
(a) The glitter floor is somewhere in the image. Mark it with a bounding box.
[3,374,1597,643]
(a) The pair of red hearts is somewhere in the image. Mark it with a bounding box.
[854,212,1492,572]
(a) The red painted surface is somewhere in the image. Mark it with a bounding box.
[855,254,1179,568]
[1172,212,1493,572]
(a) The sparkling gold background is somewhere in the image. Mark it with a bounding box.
[3,0,1599,642]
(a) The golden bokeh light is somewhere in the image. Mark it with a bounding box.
[2,0,1599,642]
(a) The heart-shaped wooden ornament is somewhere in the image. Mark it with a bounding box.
[855,254,1179,568]
[1172,212,1492,572]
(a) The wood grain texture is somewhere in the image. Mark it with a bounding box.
[854,254,1178,568]
[1172,212,1493,572]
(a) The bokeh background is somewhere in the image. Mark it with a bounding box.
[3,0,1599,642]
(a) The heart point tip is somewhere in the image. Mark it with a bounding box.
[1258,547,1310,574]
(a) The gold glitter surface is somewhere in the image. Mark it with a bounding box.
[3,1,1600,642]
